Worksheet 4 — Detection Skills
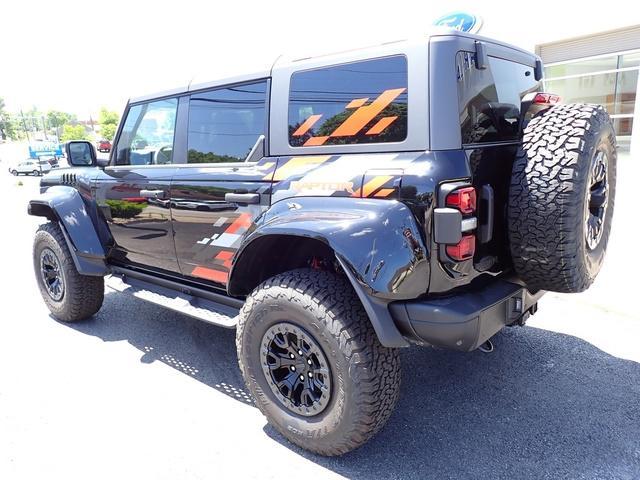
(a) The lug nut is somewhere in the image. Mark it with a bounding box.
[299,375,305,381]
[289,353,295,359]
[308,372,313,378]
[298,350,303,355]
[307,359,312,365]
[290,366,296,371]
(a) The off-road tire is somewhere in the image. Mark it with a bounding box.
[236,268,400,456]
[33,222,104,321]
[508,104,617,293]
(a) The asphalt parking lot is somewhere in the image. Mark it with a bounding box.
[0,145,639,479]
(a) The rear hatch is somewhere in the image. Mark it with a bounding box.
[455,49,541,273]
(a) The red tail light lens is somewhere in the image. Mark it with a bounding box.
[533,92,561,105]
[446,234,476,261]
[446,187,476,214]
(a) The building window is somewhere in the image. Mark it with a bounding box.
[544,51,640,151]
[288,56,408,147]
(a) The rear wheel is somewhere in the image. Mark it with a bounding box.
[11,169,17,176]
[32,170,39,176]
[236,268,400,456]
[508,104,616,293]
[33,222,104,322]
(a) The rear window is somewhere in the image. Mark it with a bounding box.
[456,52,540,144]
[288,56,408,147]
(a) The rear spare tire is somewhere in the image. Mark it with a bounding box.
[508,103,616,293]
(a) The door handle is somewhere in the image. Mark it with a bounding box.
[224,193,260,205]
[140,189,167,199]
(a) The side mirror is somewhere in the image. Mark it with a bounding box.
[64,141,97,167]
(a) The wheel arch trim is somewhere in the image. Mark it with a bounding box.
[28,186,108,276]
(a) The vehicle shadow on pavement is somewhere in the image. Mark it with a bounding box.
[265,327,640,479]
[64,291,254,406]
[63,291,640,479]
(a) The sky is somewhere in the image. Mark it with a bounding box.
[0,0,637,119]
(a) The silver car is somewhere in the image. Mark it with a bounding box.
[9,159,52,176]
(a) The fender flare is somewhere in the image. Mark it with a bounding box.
[229,197,431,347]
[28,186,108,276]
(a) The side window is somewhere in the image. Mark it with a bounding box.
[114,98,178,166]
[457,52,540,144]
[288,56,408,147]
[187,81,267,163]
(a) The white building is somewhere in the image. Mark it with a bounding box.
[467,11,639,154]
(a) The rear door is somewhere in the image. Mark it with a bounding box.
[95,97,183,272]
[170,80,274,287]
[454,42,541,270]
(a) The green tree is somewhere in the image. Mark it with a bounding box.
[46,110,76,140]
[98,107,119,140]
[61,124,89,142]
[98,107,119,126]
[100,123,117,141]
[0,98,23,141]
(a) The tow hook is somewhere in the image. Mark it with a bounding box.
[479,339,494,353]
[509,302,538,327]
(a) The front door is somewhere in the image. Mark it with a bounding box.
[95,97,181,272]
[171,80,273,287]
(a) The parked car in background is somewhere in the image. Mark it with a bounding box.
[9,159,51,176]
[97,139,112,153]
[39,157,59,169]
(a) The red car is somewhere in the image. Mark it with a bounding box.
[97,139,112,153]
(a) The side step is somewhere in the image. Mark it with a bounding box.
[105,267,241,328]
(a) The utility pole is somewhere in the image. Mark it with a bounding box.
[19,110,31,143]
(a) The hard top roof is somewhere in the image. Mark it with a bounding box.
[128,28,537,104]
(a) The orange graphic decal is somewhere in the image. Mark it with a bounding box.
[191,266,228,284]
[303,136,330,146]
[215,250,233,269]
[330,88,406,137]
[366,116,398,135]
[346,97,369,109]
[374,188,395,198]
[292,114,323,136]
[225,213,252,234]
[271,156,331,181]
[352,175,393,198]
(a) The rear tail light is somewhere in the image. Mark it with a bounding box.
[533,92,561,105]
[446,234,476,261]
[446,186,476,214]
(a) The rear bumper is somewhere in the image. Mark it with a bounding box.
[389,278,544,351]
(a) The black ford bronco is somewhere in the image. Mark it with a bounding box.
[28,30,616,456]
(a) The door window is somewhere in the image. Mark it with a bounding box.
[187,81,268,163]
[114,98,178,166]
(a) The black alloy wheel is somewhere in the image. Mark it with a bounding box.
[39,247,65,301]
[586,149,609,251]
[260,322,331,416]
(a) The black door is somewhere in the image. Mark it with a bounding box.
[171,80,273,287]
[95,97,182,272]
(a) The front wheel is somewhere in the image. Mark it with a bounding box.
[32,170,40,176]
[33,222,104,322]
[236,268,400,456]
